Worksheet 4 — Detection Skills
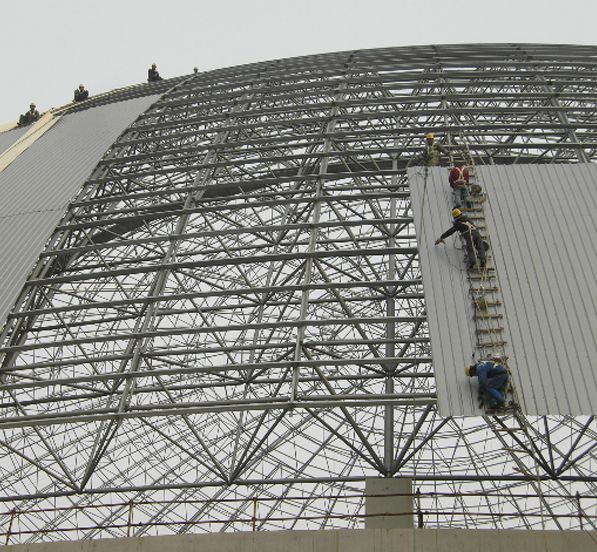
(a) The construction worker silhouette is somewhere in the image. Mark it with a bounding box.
[74,84,89,102]
[417,132,446,166]
[147,63,163,83]
[449,159,472,208]
[466,357,508,409]
[435,208,486,270]
[17,103,40,127]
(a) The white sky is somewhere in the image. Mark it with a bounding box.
[1,0,595,124]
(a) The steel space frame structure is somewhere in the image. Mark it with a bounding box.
[0,44,596,542]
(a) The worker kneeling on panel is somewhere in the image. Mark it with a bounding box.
[466,357,508,410]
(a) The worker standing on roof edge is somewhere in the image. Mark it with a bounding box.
[147,63,163,82]
[74,84,89,102]
[414,132,446,167]
[466,357,509,410]
[435,208,486,270]
[449,158,472,208]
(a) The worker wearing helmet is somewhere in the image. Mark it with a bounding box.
[17,102,40,127]
[413,132,446,167]
[466,358,508,410]
[147,63,163,83]
[74,84,89,102]
[448,158,472,209]
[435,208,486,270]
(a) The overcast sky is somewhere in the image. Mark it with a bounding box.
[1,0,595,124]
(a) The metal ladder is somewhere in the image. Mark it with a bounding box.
[457,141,519,411]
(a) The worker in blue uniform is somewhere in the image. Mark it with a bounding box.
[466,358,509,409]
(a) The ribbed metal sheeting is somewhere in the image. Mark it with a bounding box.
[409,166,481,416]
[480,164,597,416]
[410,164,597,416]
[0,126,29,155]
[0,95,160,328]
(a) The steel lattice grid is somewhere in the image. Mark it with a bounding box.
[0,44,596,542]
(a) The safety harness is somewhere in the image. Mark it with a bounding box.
[452,165,467,187]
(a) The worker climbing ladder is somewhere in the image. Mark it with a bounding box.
[455,152,554,518]
[448,143,554,505]
[457,139,519,413]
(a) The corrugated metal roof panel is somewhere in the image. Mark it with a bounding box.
[410,164,597,416]
[0,95,159,216]
[0,94,160,327]
[0,212,58,324]
[479,164,597,416]
[0,126,29,155]
[409,166,483,416]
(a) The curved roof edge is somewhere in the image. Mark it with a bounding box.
[55,75,189,117]
[3,42,596,132]
[0,94,161,332]
[0,75,188,132]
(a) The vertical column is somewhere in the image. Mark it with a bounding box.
[365,477,413,529]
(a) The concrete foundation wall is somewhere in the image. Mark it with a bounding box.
[4,528,597,552]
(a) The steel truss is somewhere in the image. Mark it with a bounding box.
[0,44,596,543]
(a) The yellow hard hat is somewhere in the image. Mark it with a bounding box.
[426,132,434,139]
[452,208,462,218]
[465,364,478,377]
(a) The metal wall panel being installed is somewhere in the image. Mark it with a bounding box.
[0,94,160,328]
[410,164,597,416]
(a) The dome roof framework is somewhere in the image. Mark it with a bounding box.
[0,44,596,542]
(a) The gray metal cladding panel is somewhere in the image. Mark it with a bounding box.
[410,164,597,416]
[478,164,597,416]
[409,166,483,417]
[0,212,59,326]
[0,94,160,327]
[0,126,29,155]
[0,95,160,216]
